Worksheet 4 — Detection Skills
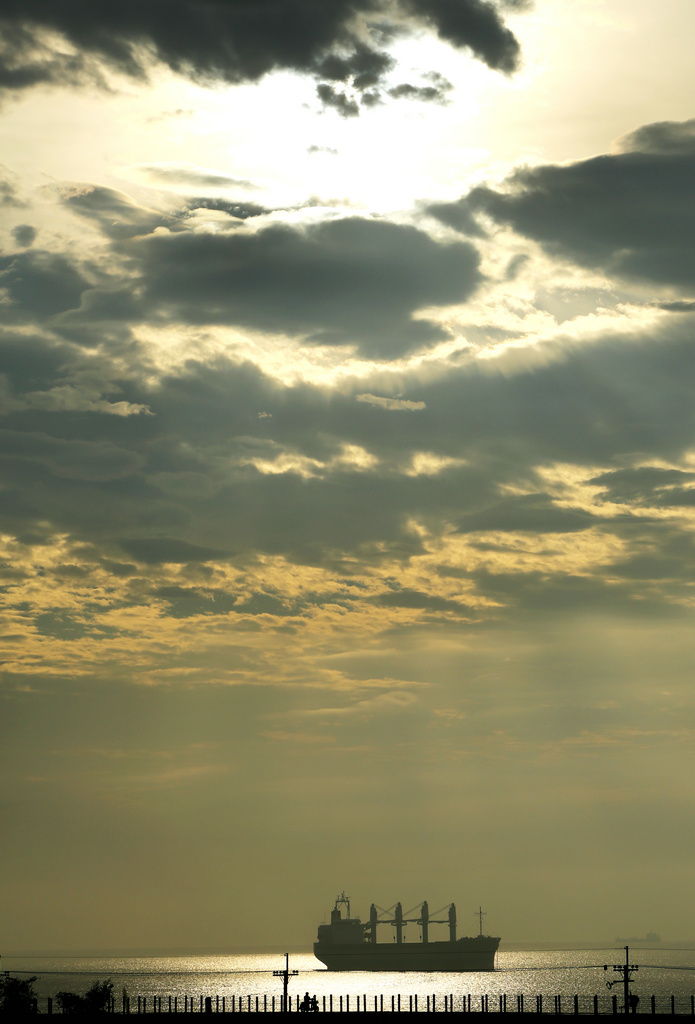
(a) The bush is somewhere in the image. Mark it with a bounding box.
[55,979,113,1015]
[0,974,38,1014]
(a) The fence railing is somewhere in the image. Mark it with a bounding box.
[41,990,695,1013]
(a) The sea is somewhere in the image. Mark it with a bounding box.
[4,946,695,1013]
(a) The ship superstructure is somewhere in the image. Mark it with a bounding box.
[314,893,500,972]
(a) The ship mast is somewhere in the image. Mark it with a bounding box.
[334,891,351,919]
[475,906,487,937]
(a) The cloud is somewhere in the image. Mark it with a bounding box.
[0,0,522,104]
[0,249,92,319]
[118,538,231,564]
[126,216,483,358]
[60,184,178,240]
[388,72,453,104]
[137,163,258,190]
[356,393,426,411]
[400,0,521,73]
[432,118,695,290]
[316,82,360,118]
[183,198,269,220]
[11,224,36,247]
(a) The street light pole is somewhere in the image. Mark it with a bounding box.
[273,953,298,1012]
[604,945,639,1014]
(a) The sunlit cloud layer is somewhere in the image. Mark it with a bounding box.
[2,0,695,953]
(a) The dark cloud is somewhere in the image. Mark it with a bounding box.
[61,185,178,240]
[316,42,394,89]
[118,538,230,564]
[388,72,453,104]
[456,493,595,534]
[400,0,521,73]
[371,587,473,615]
[432,118,695,289]
[658,300,695,313]
[11,224,36,247]
[590,467,695,508]
[0,165,25,207]
[424,197,486,236]
[1,310,695,623]
[0,249,92,319]
[184,197,269,220]
[126,216,483,357]
[0,0,522,104]
[470,567,684,619]
[615,118,695,156]
[0,427,143,478]
[316,82,360,118]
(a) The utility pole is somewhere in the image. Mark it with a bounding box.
[273,953,298,1011]
[604,945,639,1014]
[475,907,487,936]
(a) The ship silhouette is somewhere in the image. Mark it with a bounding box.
[314,893,500,972]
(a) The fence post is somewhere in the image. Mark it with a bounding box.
[612,994,618,1014]
[594,994,599,1014]
[574,993,579,1014]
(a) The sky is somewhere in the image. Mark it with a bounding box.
[2,0,695,953]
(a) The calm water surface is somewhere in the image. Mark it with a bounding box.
[5,947,695,1012]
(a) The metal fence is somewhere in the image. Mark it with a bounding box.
[41,990,695,1013]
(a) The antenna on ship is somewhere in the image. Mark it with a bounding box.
[475,906,487,936]
[335,892,351,918]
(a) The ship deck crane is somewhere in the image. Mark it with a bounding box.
[367,900,458,944]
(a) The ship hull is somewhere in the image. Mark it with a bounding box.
[313,938,499,972]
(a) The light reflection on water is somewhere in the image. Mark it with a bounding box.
[6,948,695,1011]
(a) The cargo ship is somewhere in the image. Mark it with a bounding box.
[314,893,500,972]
